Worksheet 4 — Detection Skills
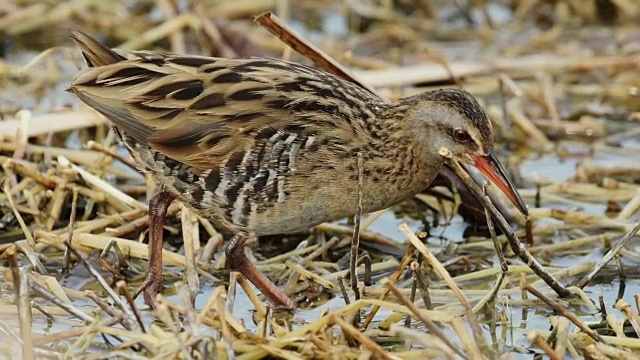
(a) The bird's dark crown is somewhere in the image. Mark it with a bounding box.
[408,88,492,145]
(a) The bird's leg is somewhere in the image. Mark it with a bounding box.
[135,191,174,307]
[225,235,296,310]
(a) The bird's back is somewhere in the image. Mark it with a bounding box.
[68,30,434,235]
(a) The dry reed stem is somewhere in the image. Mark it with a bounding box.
[32,315,122,347]
[236,275,268,318]
[538,330,640,350]
[118,13,198,51]
[301,236,339,264]
[180,204,200,304]
[254,12,381,98]
[618,188,640,220]
[399,224,488,354]
[507,98,553,150]
[388,326,456,358]
[526,330,561,360]
[57,156,146,211]
[315,223,399,248]
[354,53,640,87]
[525,285,601,342]
[285,262,336,290]
[361,244,415,329]
[552,317,571,359]
[2,2,640,359]
[349,151,365,297]
[0,110,105,138]
[615,299,640,338]
[259,243,318,264]
[28,275,95,323]
[85,140,138,171]
[194,3,238,58]
[381,277,468,359]
[7,247,34,360]
[36,232,189,267]
[2,180,35,247]
[13,240,46,274]
[329,314,394,360]
[225,272,238,313]
[12,109,29,160]
[410,261,433,309]
[323,258,400,284]
[577,221,640,289]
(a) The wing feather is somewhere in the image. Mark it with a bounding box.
[69,32,373,172]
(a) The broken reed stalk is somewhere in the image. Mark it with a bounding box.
[2,180,35,247]
[7,246,34,360]
[18,265,34,359]
[525,285,601,342]
[349,152,364,298]
[361,244,415,329]
[472,182,508,312]
[64,245,143,334]
[399,224,489,354]
[617,299,640,338]
[85,140,138,170]
[577,221,640,289]
[410,261,433,309]
[438,147,570,298]
[226,272,238,313]
[381,278,468,359]
[483,182,508,274]
[362,253,372,286]
[181,204,200,304]
[329,314,391,360]
[254,12,381,97]
[402,287,416,327]
[526,330,562,360]
[552,317,571,358]
[63,187,79,273]
[337,277,351,305]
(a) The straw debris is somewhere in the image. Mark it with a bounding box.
[1,0,640,358]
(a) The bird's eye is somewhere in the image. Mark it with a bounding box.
[453,129,470,143]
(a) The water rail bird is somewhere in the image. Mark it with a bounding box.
[68,30,528,310]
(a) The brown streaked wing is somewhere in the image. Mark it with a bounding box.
[68,29,127,67]
[72,55,364,172]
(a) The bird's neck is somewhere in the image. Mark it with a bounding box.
[358,127,444,209]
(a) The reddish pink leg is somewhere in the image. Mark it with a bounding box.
[135,191,174,307]
[225,235,295,310]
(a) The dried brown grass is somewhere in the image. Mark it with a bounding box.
[2,0,640,359]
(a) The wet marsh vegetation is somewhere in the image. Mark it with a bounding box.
[1,0,640,359]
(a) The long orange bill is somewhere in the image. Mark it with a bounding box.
[472,150,528,216]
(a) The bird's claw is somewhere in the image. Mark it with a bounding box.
[134,275,163,308]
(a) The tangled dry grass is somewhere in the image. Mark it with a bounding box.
[1,0,640,359]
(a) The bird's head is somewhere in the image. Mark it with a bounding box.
[403,88,528,215]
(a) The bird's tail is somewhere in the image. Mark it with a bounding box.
[68,29,126,67]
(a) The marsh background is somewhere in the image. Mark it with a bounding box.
[1,0,640,359]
